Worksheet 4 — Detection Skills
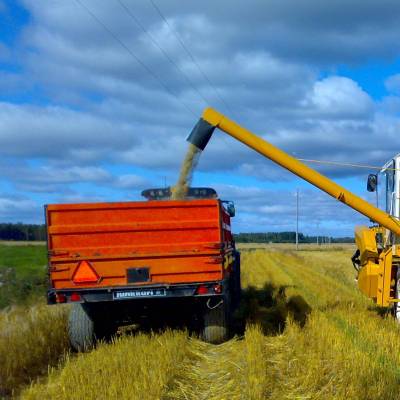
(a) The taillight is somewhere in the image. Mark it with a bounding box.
[72,261,100,284]
[56,293,67,303]
[213,284,222,294]
[70,292,81,302]
[196,285,209,295]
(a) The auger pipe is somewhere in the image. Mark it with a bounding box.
[187,107,400,237]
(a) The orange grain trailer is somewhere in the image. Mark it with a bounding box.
[46,188,240,350]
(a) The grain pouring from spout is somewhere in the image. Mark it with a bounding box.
[170,143,201,200]
[170,115,216,200]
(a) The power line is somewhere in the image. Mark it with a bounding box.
[61,1,393,171]
[116,0,210,107]
[148,0,234,115]
[297,158,399,171]
[73,0,197,117]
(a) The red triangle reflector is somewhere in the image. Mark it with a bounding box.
[72,261,99,284]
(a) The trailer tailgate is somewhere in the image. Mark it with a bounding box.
[46,199,224,290]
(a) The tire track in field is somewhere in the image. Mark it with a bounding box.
[165,338,244,400]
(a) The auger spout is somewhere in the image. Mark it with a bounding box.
[187,107,400,237]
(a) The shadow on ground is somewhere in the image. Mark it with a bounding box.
[116,300,200,337]
[114,284,311,340]
[368,304,392,318]
[232,283,312,335]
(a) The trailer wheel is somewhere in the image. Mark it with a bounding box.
[232,251,241,308]
[202,296,230,344]
[68,304,96,351]
[68,304,117,352]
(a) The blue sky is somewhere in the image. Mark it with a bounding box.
[1,0,400,236]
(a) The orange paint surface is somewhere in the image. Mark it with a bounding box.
[46,199,234,289]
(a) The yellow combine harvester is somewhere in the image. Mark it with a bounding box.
[187,107,400,315]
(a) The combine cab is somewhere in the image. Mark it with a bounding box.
[354,154,400,315]
[46,187,240,350]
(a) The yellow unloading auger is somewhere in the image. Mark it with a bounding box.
[187,107,400,309]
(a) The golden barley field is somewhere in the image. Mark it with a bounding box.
[4,246,400,399]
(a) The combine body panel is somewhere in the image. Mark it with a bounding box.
[188,107,400,310]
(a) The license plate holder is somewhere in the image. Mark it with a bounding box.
[113,288,166,300]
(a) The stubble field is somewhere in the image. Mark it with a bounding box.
[2,244,400,399]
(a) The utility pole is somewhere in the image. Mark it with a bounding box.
[296,189,299,251]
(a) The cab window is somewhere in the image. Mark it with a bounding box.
[385,160,395,214]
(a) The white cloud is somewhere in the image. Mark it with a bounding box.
[0,195,38,222]
[1,0,400,234]
[306,77,373,118]
[0,103,140,160]
[213,183,372,236]
[0,162,152,196]
[114,174,149,189]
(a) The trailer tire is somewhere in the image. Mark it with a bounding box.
[68,304,117,352]
[232,251,241,308]
[202,296,230,344]
[68,304,96,352]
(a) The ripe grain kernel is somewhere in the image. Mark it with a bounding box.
[170,143,201,200]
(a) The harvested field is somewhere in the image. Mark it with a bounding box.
[4,246,400,399]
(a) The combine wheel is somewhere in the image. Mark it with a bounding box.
[68,304,117,352]
[202,295,230,344]
[394,268,400,321]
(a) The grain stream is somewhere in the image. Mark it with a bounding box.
[170,143,201,200]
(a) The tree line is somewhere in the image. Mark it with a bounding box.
[233,232,354,243]
[0,223,47,241]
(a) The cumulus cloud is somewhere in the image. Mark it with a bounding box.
[1,0,400,234]
[0,162,150,196]
[0,194,38,222]
[213,183,372,236]
[0,103,141,160]
[114,174,150,189]
[306,77,373,119]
